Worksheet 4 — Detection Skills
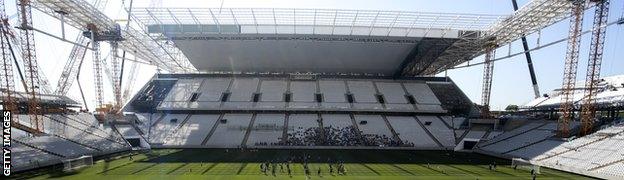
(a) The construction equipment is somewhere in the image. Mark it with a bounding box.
[89,25,104,111]
[1,13,51,94]
[511,0,541,99]
[32,0,196,73]
[579,0,610,136]
[54,0,107,96]
[110,41,122,111]
[558,0,585,138]
[0,0,41,135]
[16,0,43,133]
[480,41,497,118]
[84,23,123,115]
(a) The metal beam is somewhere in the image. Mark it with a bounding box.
[558,1,585,138]
[423,0,581,76]
[512,0,541,99]
[580,0,610,136]
[32,0,196,73]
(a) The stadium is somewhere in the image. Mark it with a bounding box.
[2,0,624,179]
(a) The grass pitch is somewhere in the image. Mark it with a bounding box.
[13,149,594,179]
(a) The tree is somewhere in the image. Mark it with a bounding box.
[505,105,519,112]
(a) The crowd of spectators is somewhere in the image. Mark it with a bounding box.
[277,124,414,147]
[282,126,324,146]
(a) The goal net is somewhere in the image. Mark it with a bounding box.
[511,158,540,174]
[63,155,93,172]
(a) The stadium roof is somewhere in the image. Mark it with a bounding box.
[134,8,503,76]
[523,75,624,109]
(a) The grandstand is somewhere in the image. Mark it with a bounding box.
[523,75,624,110]
[5,0,624,179]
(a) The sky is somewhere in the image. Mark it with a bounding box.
[4,0,624,111]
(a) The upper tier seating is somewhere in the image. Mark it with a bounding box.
[148,77,452,113]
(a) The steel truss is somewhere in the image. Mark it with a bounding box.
[558,1,585,138]
[16,0,43,133]
[580,0,610,136]
[422,0,582,76]
[481,44,496,117]
[32,0,196,73]
[54,0,107,96]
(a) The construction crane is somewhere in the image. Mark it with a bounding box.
[0,0,41,134]
[558,0,585,138]
[54,0,107,107]
[32,0,196,73]
[121,0,137,104]
[579,0,610,136]
[88,24,104,111]
[54,34,90,96]
[85,23,123,115]
[0,16,53,94]
[480,41,496,118]
[511,0,541,99]
[15,0,43,133]
[110,41,122,111]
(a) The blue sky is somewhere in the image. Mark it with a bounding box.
[5,0,624,111]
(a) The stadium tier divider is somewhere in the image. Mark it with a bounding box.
[110,124,133,147]
[281,113,290,145]
[241,113,258,146]
[200,114,225,146]
[457,129,471,143]
[381,115,402,142]
[150,113,167,127]
[501,136,551,154]
[167,114,193,136]
[436,116,454,130]
[413,116,444,148]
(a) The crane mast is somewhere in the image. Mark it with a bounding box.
[54,0,107,96]
[580,0,610,135]
[89,27,104,110]
[16,0,43,132]
[0,0,27,134]
[480,42,496,118]
[110,41,121,110]
[558,0,585,138]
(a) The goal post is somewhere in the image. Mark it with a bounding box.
[511,158,540,174]
[62,155,94,172]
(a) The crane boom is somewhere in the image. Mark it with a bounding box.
[54,0,107,96]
